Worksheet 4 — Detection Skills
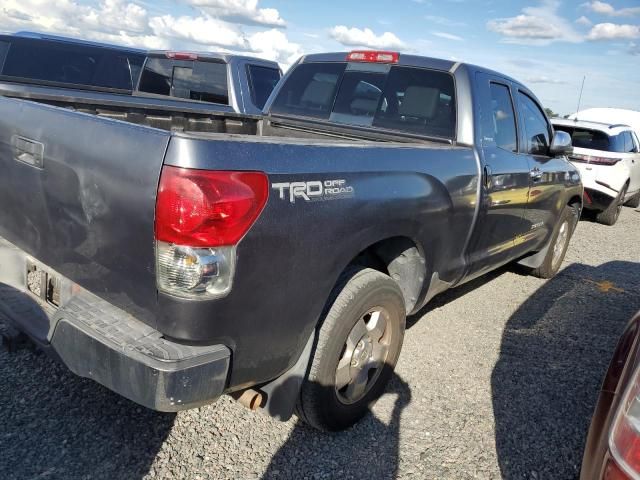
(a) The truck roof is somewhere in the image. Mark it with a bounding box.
[10,31,146,54]
[298,52,524,88]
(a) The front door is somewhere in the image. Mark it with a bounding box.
[516,91,568,248]
[466,75,532,279]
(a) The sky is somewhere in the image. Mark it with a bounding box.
[0,0,638,115]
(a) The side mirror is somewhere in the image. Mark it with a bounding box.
[549,130,573,157]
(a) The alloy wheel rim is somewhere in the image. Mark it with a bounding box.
[335,307,391,405]
[552,220,569,269]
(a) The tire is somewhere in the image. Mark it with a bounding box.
[596,183,628,226]
[531,204,579,279]
[625,191,640,208]
[295,267,406,431]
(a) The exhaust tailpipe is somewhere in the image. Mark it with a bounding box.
[231,388,265,411]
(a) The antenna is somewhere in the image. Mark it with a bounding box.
[575,76,586,122]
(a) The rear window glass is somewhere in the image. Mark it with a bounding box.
[138,58,229,105]
[1,39,144,90]
[270,62,457,139]
[0,41,9,71]
[553,126,625,153]
[247,65,281,110]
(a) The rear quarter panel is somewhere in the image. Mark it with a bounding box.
[160,135,479,387]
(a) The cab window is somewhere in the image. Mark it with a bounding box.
[246,65,281,110]
[138,58,229,105]
[518,93,551,156]
[487,83,518,152]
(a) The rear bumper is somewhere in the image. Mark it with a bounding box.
[0,236,230,412]
[572,161,629,210]
[584,187,617,211]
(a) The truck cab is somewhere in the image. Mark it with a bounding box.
[0,32,282,114]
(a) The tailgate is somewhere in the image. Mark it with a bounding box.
[0,96,171,327]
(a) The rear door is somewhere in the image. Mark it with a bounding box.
[516,90,568,247]
[466,73,532,278]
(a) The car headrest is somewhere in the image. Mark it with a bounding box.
[399,86,440,118]
[300,80,335,108]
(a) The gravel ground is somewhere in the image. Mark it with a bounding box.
[1,208,639,480]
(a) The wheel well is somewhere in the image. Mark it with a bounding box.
[568,195,582,210]
[348,237,427,313]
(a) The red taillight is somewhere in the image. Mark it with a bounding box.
[605,458,632,480]
[589,156,622,166]
[610,364,640,480]
[570,154,621,165]
[165,52,198,61]
[346,50,399,63]
[155,166,268,248]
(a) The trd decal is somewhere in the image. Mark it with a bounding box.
[272,180,355,203]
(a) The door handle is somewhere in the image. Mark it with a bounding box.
[530,167,543,182]
[484,165,493,189]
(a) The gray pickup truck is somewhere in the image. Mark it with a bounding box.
[0,32,282,114]
[0,50,582,431]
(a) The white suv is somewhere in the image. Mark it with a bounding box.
[552,118,640,225]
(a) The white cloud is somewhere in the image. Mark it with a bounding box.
[148,14,250,49]
[575,15,592,26]
[487,0,583,45]
[587,22,640,40]
[583,1,640,17]
[432,31,464,41]
[248,29,302,66]
[0,0,302,68]
[424,15,467,27]
[0,0,166,48]
[329,26,406,50]
[526,76,567,84]
[185,0,285,27]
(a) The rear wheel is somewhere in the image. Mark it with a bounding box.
[531,204,579,279]
[625,190,640,208]
[596,183,628,226]
[295,268,406,431]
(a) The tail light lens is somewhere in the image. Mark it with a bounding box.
[610,364,640,479]
[570,154,621,165]
[155,166,268,299]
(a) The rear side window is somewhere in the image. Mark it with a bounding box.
[487,83,518,152]
[1,39,144,90]
[270,62,457,139]
[518,93,550,155]
[138,58,229,105]
[623,131,637,153]
[247,65,281,110]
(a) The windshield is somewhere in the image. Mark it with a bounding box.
[270,62,456,139]
[553,125,625,153]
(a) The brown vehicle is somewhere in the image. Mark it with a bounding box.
[582,310,640,480]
